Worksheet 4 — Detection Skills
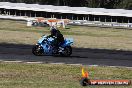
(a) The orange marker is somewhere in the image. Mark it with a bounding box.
[80,67,131,86]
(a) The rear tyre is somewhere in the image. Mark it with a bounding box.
[32,45,43,56]
[60,46,72,57]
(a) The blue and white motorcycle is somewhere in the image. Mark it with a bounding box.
[32,35,73,56]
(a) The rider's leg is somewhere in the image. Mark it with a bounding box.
[52,39,59,54]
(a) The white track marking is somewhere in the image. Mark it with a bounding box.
[0,60,132,68]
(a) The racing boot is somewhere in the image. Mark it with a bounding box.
[58,47,64,52]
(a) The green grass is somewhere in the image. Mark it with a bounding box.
[1,19,132,37]
[1,19,132,50]
[0,63,131,88]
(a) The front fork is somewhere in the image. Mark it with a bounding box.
[36,44,44,53]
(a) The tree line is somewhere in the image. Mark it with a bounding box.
[0,0,132,9]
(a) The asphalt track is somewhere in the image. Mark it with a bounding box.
[0,43,132,67]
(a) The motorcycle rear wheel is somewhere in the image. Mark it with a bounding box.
[60,46,72,57]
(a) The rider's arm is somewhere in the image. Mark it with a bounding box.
[47,35,52,38]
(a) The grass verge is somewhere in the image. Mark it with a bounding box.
[0,63,131,88]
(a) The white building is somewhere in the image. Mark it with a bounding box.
[0,2,132,23]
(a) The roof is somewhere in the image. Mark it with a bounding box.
[0,2,132,17]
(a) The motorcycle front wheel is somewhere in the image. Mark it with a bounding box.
[32,45,43,56]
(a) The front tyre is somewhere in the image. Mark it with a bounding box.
[32,45,43,56]
[60,46,72,57]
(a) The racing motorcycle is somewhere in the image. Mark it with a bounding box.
[32,35,73,56]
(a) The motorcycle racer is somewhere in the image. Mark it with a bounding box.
[47,26,64,53]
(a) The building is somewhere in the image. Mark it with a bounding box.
[0,2,132,23]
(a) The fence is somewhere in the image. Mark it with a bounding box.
[68,20,132,29]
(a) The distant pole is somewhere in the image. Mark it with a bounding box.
[30,11,31,17]
[35,12,36,17]
[105,16,106,22]
[72,15,73,20]
[94,17,95,21]
[53,15,55,18]
[128,19,130,23]
[9,9,10,15]
[3,9,5,15]
[122,17,124,23]
[25,11,26,16]
[99,17,101,22]
[88,15,89,21]
[15,10,16,16]
[20,10,21,16]
[111,17,112,22]
[61,16,62,19]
